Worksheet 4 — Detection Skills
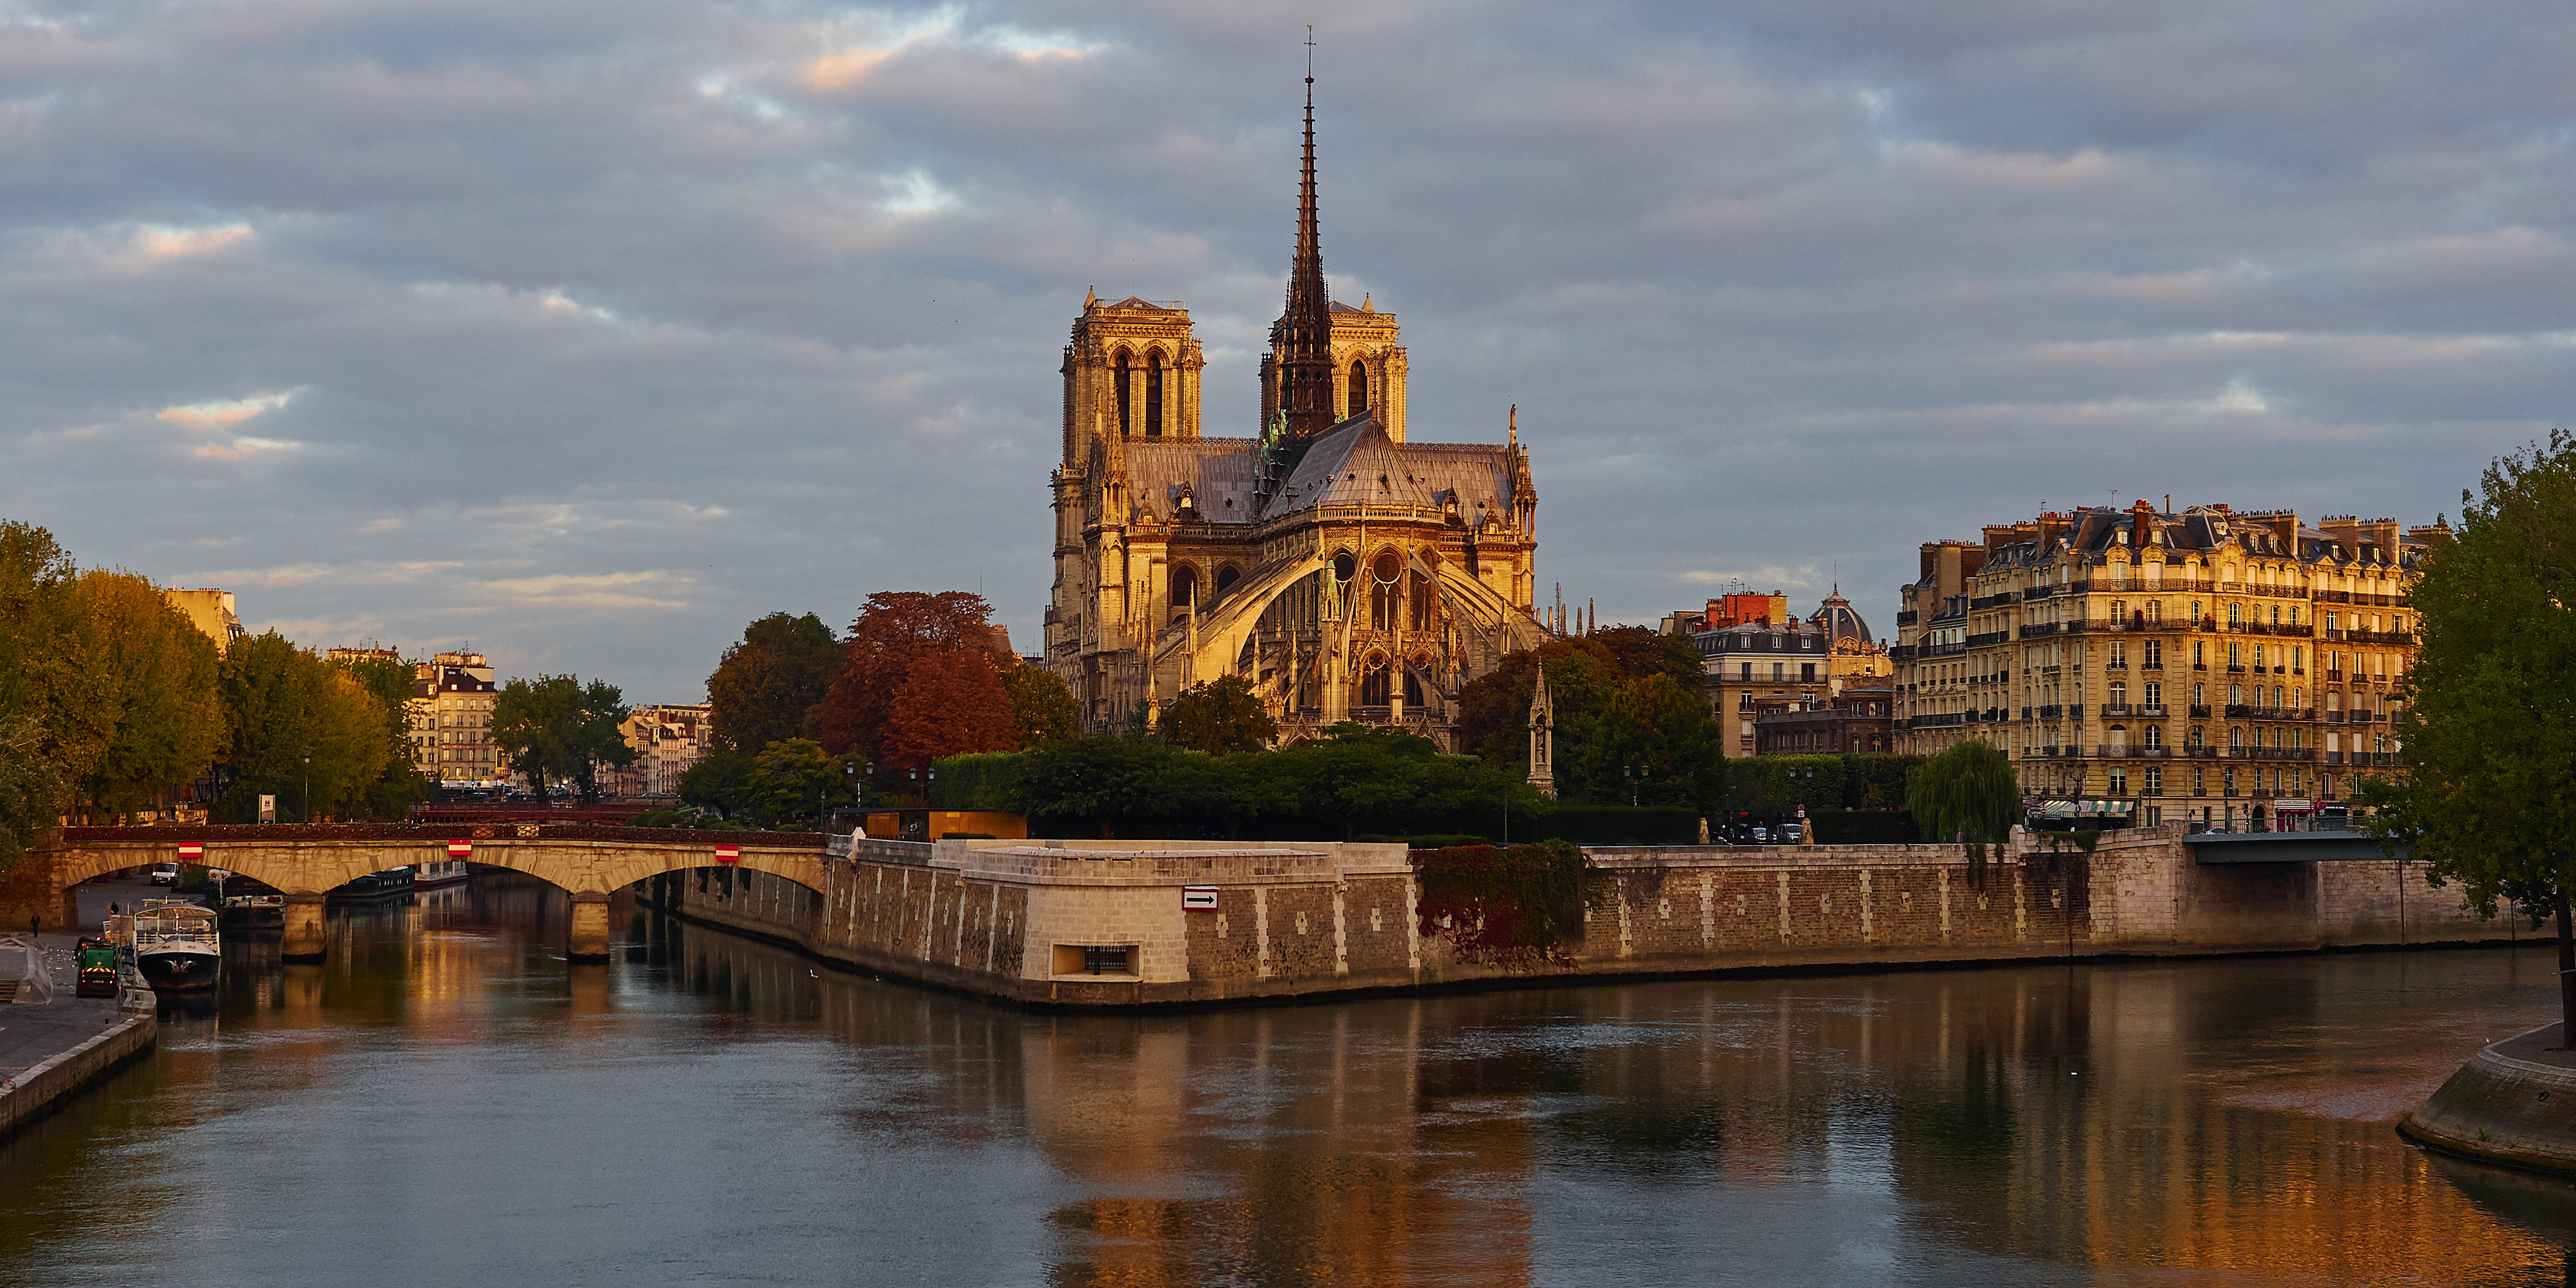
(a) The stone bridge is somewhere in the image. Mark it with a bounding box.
[5,824,826,962]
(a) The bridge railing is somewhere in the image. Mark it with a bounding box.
[836,837,936,867]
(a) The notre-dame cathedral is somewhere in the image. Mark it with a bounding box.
[1043,81,1548,748]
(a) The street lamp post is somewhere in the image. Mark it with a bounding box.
[301,748,311,824]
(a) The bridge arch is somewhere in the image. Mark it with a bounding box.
[40,828,829,963]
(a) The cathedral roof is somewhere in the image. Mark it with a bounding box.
[1258,415,1520,525]
[1126,438,1259,524]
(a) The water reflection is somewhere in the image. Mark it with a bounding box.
[0,880,2570,1286]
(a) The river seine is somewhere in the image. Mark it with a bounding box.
[4,871,2574,1286]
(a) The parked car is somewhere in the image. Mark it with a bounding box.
[150,862,180,886]
[1751,826,1770,843]
[1779,823,1804,843]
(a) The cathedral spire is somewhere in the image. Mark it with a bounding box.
[1279,49,1337,439]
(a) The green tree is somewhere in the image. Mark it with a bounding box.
[1456,637,1620,763]
[743,738,864,828]
[492,674,635,800]
[330,650,428,819]
[215,632,393,822]
[0,524,78,868]
[64,570,226,822]
[706,611,842,754]
[1160,674,1279,755]
[1570,673,1724,810]
[0,715,62,872]
[1010,735,1218,836]
[2360,432,2576,1032]
[1001,664,1079,748]
[678,748,758,822]
[1589,625,1705,687]
[1907,739,2021,886]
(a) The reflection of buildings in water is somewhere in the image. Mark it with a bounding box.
[1019,1000,1538,1286]
[1872,965,2556,1281]
[629,911,2571,1284]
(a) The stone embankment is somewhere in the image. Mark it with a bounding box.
[0,940,156,1141]
[2399,1024,2576,1177]
[645,825,2496,1010]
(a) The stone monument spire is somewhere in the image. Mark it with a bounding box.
[1279,60,1336,439]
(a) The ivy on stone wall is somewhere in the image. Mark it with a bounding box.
[1411,841,1589,969]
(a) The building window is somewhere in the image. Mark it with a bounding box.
[2109,767,2128,795]
[1146,350,1165,437]
[2144,639,2162,668]
[1740,662,1753,681]
[2144,681,2161,708]
[1349,360,1369,418]
[1771,663,1784,681]
[2144,766,2162,797]
[1114,349,1133,436]
[2143,725,2162,749]
[1800,663,1816,682]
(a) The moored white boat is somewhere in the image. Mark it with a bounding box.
[131,900,221,993]
[412,857,470,888]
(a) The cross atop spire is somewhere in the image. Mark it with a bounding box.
[1279,34,1336,439]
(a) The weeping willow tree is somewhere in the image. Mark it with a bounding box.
[1909,739,2021,887]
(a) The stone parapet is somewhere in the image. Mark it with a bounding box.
[656,826,2521,1010]
[2399,1024,2576,1178]
[0,1011,155,1143]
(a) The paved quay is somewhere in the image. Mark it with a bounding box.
[0,878,163,1139]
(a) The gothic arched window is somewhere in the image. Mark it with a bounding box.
[1146,350,1165,438]
[1113,349,1133,437]
[1360,656,1392,707]
[1170,565,1197,623]
[1371,551,1403,631]
[1348,360,1369,418]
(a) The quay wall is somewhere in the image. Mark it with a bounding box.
[0,1011,156,1143]
[652,826,2509,1008]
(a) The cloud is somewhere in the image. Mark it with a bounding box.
[191,435,299,460]
[1,0,2568,701]
[156,390,297,431]
[136,223,256,262]
[476,570,697,611]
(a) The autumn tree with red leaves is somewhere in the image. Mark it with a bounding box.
[881,646,1022,775]
[816,591,1012,767]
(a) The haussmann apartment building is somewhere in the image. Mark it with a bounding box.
[1891,504,2434,831]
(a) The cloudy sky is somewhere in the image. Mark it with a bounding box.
[5,1,2570,702]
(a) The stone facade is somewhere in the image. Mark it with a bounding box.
[1895,505,2439,829]
[409,652,508,789]
[1690,590,1892,757]
[659,827,2506,1008]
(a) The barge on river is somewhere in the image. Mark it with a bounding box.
[130,901,220,993]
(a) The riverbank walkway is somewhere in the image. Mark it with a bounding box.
[0,881,160,1141]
